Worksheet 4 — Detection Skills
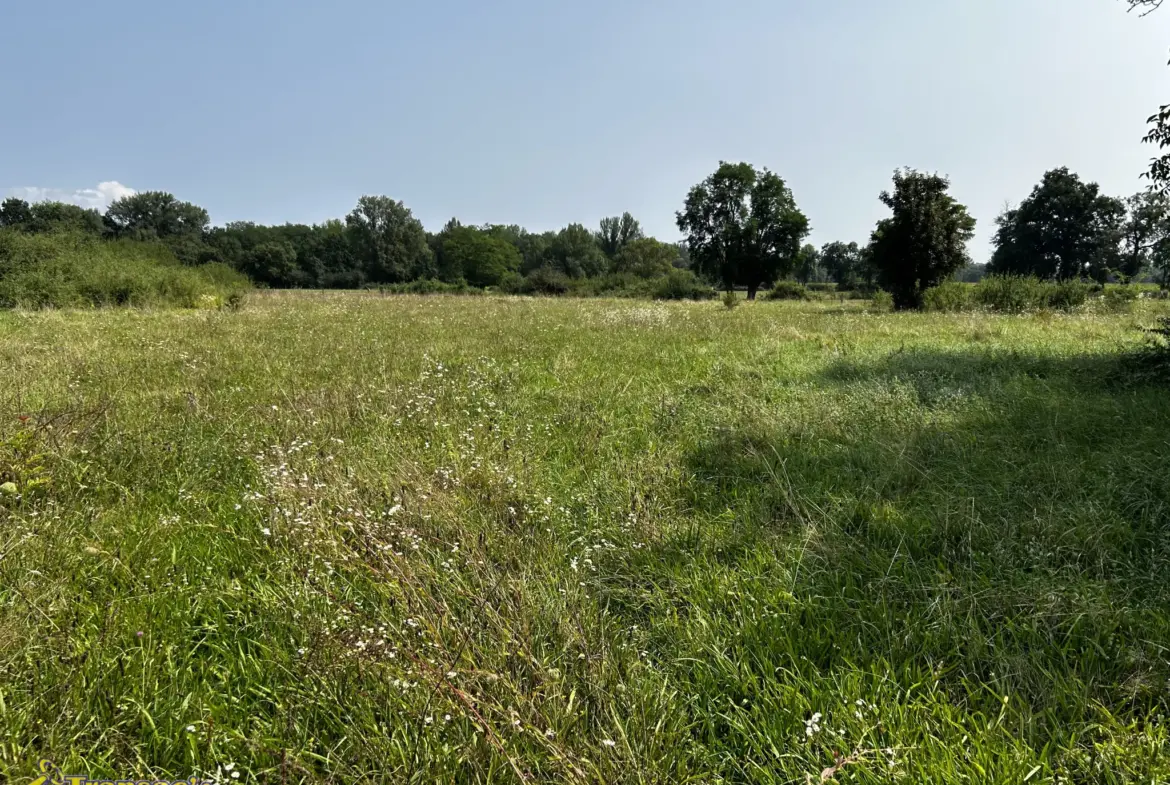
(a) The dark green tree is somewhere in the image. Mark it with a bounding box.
[243,242,299,286]
[595,213,644,258]
[1121,191,1170,279]
[868,169,976,310]
[345,196,434,283]
[990,168,1124,282]
[18,201,106,235]
[794,243,822,283]
[613,237,680,278]
[105,191,209,240]
[0,198,32,229]
[435,224,522,287]
[676,162,809,299]
[819,241,865,289]
[549,224,608,278]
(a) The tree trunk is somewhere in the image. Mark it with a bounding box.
[747,285,758,301]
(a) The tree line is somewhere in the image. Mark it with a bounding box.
[2,161,1168,309]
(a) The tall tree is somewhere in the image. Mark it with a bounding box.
[868,169,976,310]
[676,162,809,299]
[595,213,644,258]
[819,241,865,289]
[549,224,608,278]
[1121,191,1170,279]
[1,200,107,235]
[345,196,434,283]
[434,223,522,287]
[794,244,822,284]
[105,192,209,240]
[613,237,680,278]
[0,198,32,229]
[989,168,1124,282]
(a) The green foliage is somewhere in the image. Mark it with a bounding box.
[793,243,822,283]
[870,289,894,311]
[921,281,973,312]
[381,278,484,296]
[595,213,644,258]
[613,237,679,278]
[345,195,435,283]
[0,421,51,503]
[921,275,1095,313]
[0,199,106,235]
[677,161,809,298]
[651,269,716,300]
[0,231,248,309]
[721,290,739,309]
[764,280,810,300]
[1102,285,1141,313]
[242,241,298,286]
[868,169,977,310]
[819,241,867,289]
[433,224,522,288]
[105,191,210,241]
[524,265,572,295]
[991,168,1125,282]
[549,223,608,278]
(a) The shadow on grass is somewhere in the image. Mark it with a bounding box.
[611,345,1170,737]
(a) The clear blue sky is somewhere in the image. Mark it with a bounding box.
[2,0,1169,261]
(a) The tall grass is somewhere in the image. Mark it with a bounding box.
[0,295,1168,783]
[0,231,249,309]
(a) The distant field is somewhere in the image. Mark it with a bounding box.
[1,293,1169,783]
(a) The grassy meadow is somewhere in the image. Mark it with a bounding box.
[1,292,1169,783]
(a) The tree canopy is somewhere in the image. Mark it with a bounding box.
[676,162,809,298]
[990,168,1124,282]
[868,169,976,309]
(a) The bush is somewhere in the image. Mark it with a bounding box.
[1047,280,1092,311]
[1101,286,1140,313]
[969,275,1091,313]
[806,282,837,293]
[652,269,716,301]
[971,275,1048,313]
[764,280,810,301]
[0,231,249,309]
[722,291,739,310]
[870,290,894,311]
[921,282,973,312]
[525,266,572,295]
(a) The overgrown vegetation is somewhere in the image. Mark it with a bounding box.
[0,231,248,309]
[2,294,1168,783]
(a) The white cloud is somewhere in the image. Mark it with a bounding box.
[7,181,136,212]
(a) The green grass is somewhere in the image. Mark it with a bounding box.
[1,293,1168,783]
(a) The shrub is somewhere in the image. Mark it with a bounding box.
[870,290,894,311]
[652,269,716,301]
[0,231,249,309]
[764,280,810,300]
[806,282,836,293]
[921,282,973,312]
[1101,286,1140,313]
[525,266,571,295]
[722,291,739,310]
[972,275,1048,313]
[1047,280,1092,311]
